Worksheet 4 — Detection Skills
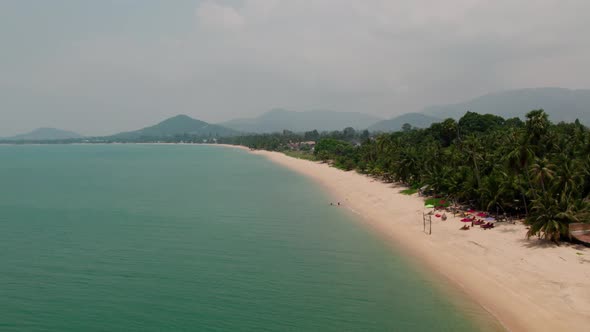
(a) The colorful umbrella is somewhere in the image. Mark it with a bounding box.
[461,218,472,222]
[425,204,435,208]
[484,217,496,222]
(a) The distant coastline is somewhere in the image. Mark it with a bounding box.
[234,147,590,332]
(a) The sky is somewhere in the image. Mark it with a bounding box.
[1,0,589,136]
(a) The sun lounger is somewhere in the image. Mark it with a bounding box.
[481,223,494,230]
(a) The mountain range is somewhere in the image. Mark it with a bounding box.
[219,108,382,133]
[109,115,239,140]
[367,87,590,132]
[1,128,83,141]
[422,87,590,125]
[3,87,589,139]
[368,113,441,132]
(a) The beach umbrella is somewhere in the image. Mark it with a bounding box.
[425,204,435,208]
[461,218,472,222]
[484,217,496,222]
[476,212,487,217]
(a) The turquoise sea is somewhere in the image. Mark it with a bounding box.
[0,145,502,331]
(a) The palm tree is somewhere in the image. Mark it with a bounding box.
[503,131,536,214]
[462,136,484,190]
[530,157,556,194]
[527,189,590,243]
[525,109,550,149]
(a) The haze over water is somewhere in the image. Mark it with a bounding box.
[0,145,500,331]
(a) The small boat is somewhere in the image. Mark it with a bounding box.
[569,223,590,246]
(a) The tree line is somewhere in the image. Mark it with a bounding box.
[217,128,369,150]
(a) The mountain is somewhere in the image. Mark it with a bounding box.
[422,87,590,125]
[368,113,441,132]
[220,109,382,133]
[111,115,239,139]
[3,128,83,141]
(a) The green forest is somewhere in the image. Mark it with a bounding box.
[221,110,590,243]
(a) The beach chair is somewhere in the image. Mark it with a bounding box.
[481,223,494,230]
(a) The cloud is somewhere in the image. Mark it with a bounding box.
[196,1,245,30]
[1,0,590,135]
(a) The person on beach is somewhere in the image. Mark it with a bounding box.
[338,202,340,206]
[441,213,447,221]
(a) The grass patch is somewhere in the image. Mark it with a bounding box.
[284,150,317,161]
[400,188,418,195]
[424,197,450,207]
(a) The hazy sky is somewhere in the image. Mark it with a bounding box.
[1,0,589,136]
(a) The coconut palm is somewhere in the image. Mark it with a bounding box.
[530,157,556,193]
[527,189,590,242]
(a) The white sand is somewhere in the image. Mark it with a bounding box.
[248,149,590,332]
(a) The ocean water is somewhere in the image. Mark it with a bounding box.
[0,145,501,331]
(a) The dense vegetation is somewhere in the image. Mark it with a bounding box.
[223,110,590,243]
[218,128,369,151]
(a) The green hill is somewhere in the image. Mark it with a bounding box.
[368,113,441,132]
[111,115,239,140]
[3,128,83,141]
[422,87,590,125]
[220,109,382,133]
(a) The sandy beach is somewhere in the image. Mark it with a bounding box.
[245,149,590,332]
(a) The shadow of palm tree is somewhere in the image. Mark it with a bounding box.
[518,237,588,250]
[496,227,519,234]
[518,238,558,249]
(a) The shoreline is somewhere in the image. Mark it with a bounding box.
[244,148,590,332]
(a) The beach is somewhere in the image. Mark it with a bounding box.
[248,149,590,332]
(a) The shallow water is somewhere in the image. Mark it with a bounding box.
[0,145,501,331]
